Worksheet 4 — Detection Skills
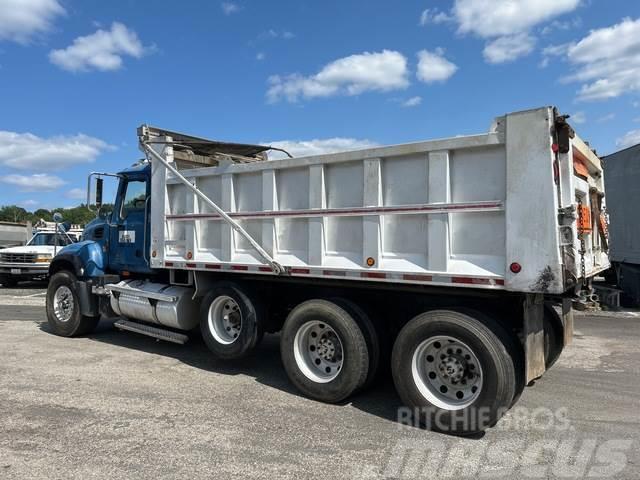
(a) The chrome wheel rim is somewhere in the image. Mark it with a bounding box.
[208,296,242,345]
[411,335,483,410]
[293,320,344,383]
[53,285,74,323]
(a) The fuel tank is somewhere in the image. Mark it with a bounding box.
[110,280,200,330]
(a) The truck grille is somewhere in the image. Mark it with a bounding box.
[0,253,37,263]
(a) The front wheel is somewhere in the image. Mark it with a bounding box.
[46,271,99,337]
[391,310,517,434]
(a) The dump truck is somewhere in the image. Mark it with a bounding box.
[45,106,609,433]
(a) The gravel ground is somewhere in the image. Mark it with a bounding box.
[0,284,638,479]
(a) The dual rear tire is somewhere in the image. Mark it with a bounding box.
[391,310,519,434]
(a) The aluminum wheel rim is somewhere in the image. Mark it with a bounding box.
[208,296,242,345]
[411,335,483,410]
[293,320,344,383]
[53,285,74,323]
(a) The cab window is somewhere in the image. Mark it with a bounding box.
[120,180,147,218]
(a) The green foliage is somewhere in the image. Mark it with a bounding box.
[0,204,114,226]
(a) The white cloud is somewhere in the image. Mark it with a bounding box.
[0,130,113,170]
[447,0,580,64]
[483,33,536,64]
[2,174,66,192]
[267,138,379,159]
[597,113,615,123]
[65,188,86,200]
[256,52,265,61]
[402,96,422,108]
[267,50,409,103]
[221,2,240,15]
[616,130,640,149]
[49,22,147,72]
[570,111,586,124]
[540,17,582,36]
[453,0,580,38]
[0,0,65,44]
[419,8,453,27]
[560,18,640,101]
[416,48,458,83]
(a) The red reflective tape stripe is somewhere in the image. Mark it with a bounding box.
[185,263,197,268]
[403,274,433,282]
[290,268,310,274]
[165,262,174,267]
[495,279,505,286]
[205,264,221,270]
[258,266,272,272]
[231,265,248,271]
[361,272,386,279]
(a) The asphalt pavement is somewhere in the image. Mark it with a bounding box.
[0,284,638,479]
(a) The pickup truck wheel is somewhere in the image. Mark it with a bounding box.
[280,299,369,403]
[200,283,264,360]
[391,310,516,434]
[46,271,99,337]
[0,276,18,288]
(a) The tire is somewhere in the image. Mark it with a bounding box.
[331,298,380,391]
[1,276,18,288]
[200,282,264,360]
[46,271,99,337]
[391,309,517,434]
[280,299,369,403]
[543,303,564,370]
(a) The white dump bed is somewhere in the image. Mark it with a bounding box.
[145,106,609,294]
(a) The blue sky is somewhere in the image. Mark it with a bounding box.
[0,0,639,209]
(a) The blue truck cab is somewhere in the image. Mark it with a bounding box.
[48,162,154,325]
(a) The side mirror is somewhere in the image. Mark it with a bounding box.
[96,177,103,209]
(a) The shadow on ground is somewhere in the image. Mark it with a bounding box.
[37,318,422,430]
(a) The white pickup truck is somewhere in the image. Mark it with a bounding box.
[0,228,81,287]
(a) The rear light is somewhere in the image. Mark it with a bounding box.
[510,262,522,274]
[551,143,559,153]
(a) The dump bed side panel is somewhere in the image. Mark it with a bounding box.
[150,133,509,289]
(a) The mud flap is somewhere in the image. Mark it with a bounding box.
[524,293,545,383]
[562,297,574,346]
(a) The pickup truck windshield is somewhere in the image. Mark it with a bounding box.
[27,233,75,246]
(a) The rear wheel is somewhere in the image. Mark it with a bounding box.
[46,271,99,336]
[280,299,369,403]
[200,282,264,360]
[331,298,380,391]
[392,310,517,434]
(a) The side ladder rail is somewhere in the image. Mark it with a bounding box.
[141,141,285,275]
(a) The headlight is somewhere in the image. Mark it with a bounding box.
[35,255,52,263]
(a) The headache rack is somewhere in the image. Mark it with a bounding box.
[137,125,292,169]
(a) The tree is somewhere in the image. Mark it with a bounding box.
[0,205,29,223]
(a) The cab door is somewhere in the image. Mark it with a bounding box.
[109,177,151,273]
